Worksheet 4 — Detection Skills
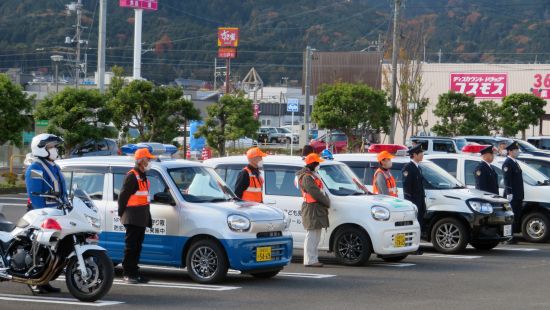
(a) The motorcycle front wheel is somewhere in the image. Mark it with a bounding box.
[65,250,114,302]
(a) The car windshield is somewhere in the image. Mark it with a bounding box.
[168,167,236,203]
[517,140,539,152]
[514,161,550,186]
[317,164,368,196]
[455,138,467,151]
[419,161,465,190]
[278,128,291,133]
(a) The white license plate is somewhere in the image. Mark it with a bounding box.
[503,225,512,237]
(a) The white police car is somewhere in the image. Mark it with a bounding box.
[335,147,514,254]
[56,144,293,284]
[204,156,420,265]
[426,149,550,243]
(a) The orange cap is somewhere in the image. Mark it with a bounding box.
[135,148,156,160]
[377,150,395,162]
[304,153,324,165]
[246,147,267,159]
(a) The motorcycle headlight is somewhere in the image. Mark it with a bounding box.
[371,206,390,221]
[283,212,291,230]
[85,214,101,229]
[227,214,251,232]
[467,200,494,214]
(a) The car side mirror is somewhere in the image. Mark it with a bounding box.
[30,169,44,180]
[154,192,175,206]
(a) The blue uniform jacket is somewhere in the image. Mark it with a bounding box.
[25,158,68,209]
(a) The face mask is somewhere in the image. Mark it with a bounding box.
[144,162,152,171]
[257,160,264,168]
[48,148,59,161]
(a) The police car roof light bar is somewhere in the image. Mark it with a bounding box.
[462,144,492,154]
[120,143,178,157]
[368,144,408,154]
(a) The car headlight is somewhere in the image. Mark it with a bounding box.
[227,214,251,232]
[371,206,390,221]
[283,212,291,230]
[85,215,101,229]
[467,200,494,214]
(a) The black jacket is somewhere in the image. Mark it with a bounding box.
[502,157,524,201]
[118,167,152,228]
[234,165,261,199]
[474,161,499,195]
[402,161,426,210]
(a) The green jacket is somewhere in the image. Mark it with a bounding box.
[296,167,330,230]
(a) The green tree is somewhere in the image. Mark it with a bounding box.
[109,80,200,143]
[0,74,33,147]
[432,91,490,136]
[312,82,392,151]
[499,93,546,139]
[195,94,259,156]
[106,65,125,99]
[34,88,114,152]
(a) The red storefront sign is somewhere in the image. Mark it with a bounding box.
[218,47,237,59]
[450,73,508,99]
[531,73,550,100]
[218,28,239,47]
[119,0,158,11]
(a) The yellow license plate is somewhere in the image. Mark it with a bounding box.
[394,234,406,248]
[256,247,272,262]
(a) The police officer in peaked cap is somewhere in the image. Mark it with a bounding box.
[502,141,524,244]
[474,145,499,195]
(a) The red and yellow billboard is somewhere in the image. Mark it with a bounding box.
[218,27,239,48]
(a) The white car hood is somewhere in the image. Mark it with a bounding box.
[434,188,508,203]
[197,200,284,222]
[333,194,417,212]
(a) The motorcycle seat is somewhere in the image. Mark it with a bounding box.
[0,213,15,232]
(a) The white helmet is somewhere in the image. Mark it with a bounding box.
[31,133,64,158]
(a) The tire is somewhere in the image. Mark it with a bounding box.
[431,218,469,254]
[470,241,500,251]
[270,138,278,144]
[333,227,372,266]
[522,212,550,243]
[65,250,114,302]
[382,255,408,263]
[250,269,281,279]
[285,138,292,144]
[186,239,228,284]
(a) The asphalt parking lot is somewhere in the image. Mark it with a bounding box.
[1,195,550,310]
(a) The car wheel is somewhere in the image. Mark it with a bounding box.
[186,239,228,284]
[250,269,281,279]
[270,138,278,144]
[431,218,469,254]
[470,241,500,251]
[333,227,372,266]
[522,212,550,243]
[381,255,408,263]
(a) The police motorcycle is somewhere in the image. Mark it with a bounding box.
[0,169,114,302]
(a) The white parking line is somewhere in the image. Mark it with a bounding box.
[56,276,240,291]
[0,203,27,207]
[370,262,416,267]
[0,294,124,307]
[421,253,483,259]
[493,247,540,252]
[139,265,336,279]
[0,197,28,200]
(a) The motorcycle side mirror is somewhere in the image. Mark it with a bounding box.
[30,169,44,180]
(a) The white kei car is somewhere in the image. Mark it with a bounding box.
[204,156,420,265]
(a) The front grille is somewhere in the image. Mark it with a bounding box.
[252,243,286,261]
[257,231,283,238]
[392,232,415,248]
[395,221,414,227]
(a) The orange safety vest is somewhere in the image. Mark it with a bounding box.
[126,169,151,207]
[372,168,398,197]
[241,166,263,203]
[299,172,324,203]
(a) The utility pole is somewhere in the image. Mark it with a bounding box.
[213,58,217,90]
[304,46,312,136]
[225,59,231,94]
[97,0,107,93]
[75,0,82,88]
[389,0,401,144]
[438,49,442,63]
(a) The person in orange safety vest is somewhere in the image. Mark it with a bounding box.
[234,147,267,203]
[373,151,398,197]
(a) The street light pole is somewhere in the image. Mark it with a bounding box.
[389,0,401,144]
[51,55,64,93]
[97,0,107,93]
